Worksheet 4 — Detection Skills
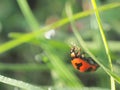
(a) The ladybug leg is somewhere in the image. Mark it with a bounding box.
[85,67,93,72]
[86,57,99,68]
[80,52,86,59]
[76,48,81,57]
[86,57,98,65]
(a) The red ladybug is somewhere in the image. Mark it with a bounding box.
[70,46,99,72]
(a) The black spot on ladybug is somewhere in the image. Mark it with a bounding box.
[85,67,92,72]
[75,63,82,70]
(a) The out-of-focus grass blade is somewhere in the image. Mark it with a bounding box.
[0,74,42,90]
[0,63,50,71]
[17,0,40,30]
[0,33,34,54]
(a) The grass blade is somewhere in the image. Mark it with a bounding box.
[91,0,115,90]
[17,0,40,30]
[0,74,42,90]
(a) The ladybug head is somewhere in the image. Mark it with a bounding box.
[70,46,86,59]
[70,46,81,58]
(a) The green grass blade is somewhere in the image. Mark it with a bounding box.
[0,63,50,71]
[0,74,42,90]
[17,0,40,30]
[0,33,34,54]
[91,0,115,90]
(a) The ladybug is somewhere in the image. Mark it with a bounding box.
[70,46,99,72]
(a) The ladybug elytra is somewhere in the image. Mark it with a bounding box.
[70,46,99,72]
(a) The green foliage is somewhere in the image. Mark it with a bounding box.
[0,0,120,90]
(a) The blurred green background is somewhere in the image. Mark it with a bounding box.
[0,0,120,90]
